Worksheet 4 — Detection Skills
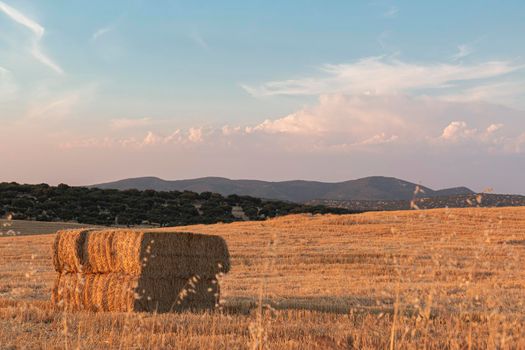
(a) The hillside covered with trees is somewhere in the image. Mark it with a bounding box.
[308,193,525,211]
[0,182,353,227]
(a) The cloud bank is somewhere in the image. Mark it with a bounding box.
[57,94,524,155]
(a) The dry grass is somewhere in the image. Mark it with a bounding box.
[0,207,524,349]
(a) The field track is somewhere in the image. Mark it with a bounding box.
[0,207,524,349]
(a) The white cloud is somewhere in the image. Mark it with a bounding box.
[244,94,525,153]
[73,128,208,149]
[142,131,158,146]
[486,123,503,134]
[241,57,523,106]
[247,94,416,140]
[452,44,473,61]
[0,1,63,74]
[91,15,126,42]
[92,26,113,41]
[164,129,183,144]
[438,121,514,149]
[30,42,64,75]
[440,121,477,141]
[247,112,327,135]
[360,132,399,145]
[0,1,44,38]
[441,81,525,108]
[188,127,203,143]
[221,125,241,135]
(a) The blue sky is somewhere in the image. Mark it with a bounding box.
[1,1,525,193]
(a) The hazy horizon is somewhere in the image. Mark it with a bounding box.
[1,1,524,194]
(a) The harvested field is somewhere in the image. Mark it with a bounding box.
[0,207,524,348]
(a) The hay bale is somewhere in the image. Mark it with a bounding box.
[52,229,91,272]
[52,273,219,312]
[52,229,230,277]
[51,228,229,313]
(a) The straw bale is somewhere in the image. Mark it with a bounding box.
[52,229,90,272]
[53,229,230,277]
[52,273,219,312]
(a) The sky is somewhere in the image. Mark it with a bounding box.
[0,1,524,194]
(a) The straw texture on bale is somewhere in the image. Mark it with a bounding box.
[52,229,90,272]
[53,229,230,277]
[52,273,219,312]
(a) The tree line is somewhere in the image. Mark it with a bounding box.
[0,182,355,226]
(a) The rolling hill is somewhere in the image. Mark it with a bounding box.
[91,176,474,202]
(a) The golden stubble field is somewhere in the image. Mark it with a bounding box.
[0,207,524,349]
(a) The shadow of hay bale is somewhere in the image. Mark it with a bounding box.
[221,296,441,319]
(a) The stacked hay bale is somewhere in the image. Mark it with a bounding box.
[51,229,230,312]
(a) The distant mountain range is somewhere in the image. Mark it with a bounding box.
[91,176,474,203]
